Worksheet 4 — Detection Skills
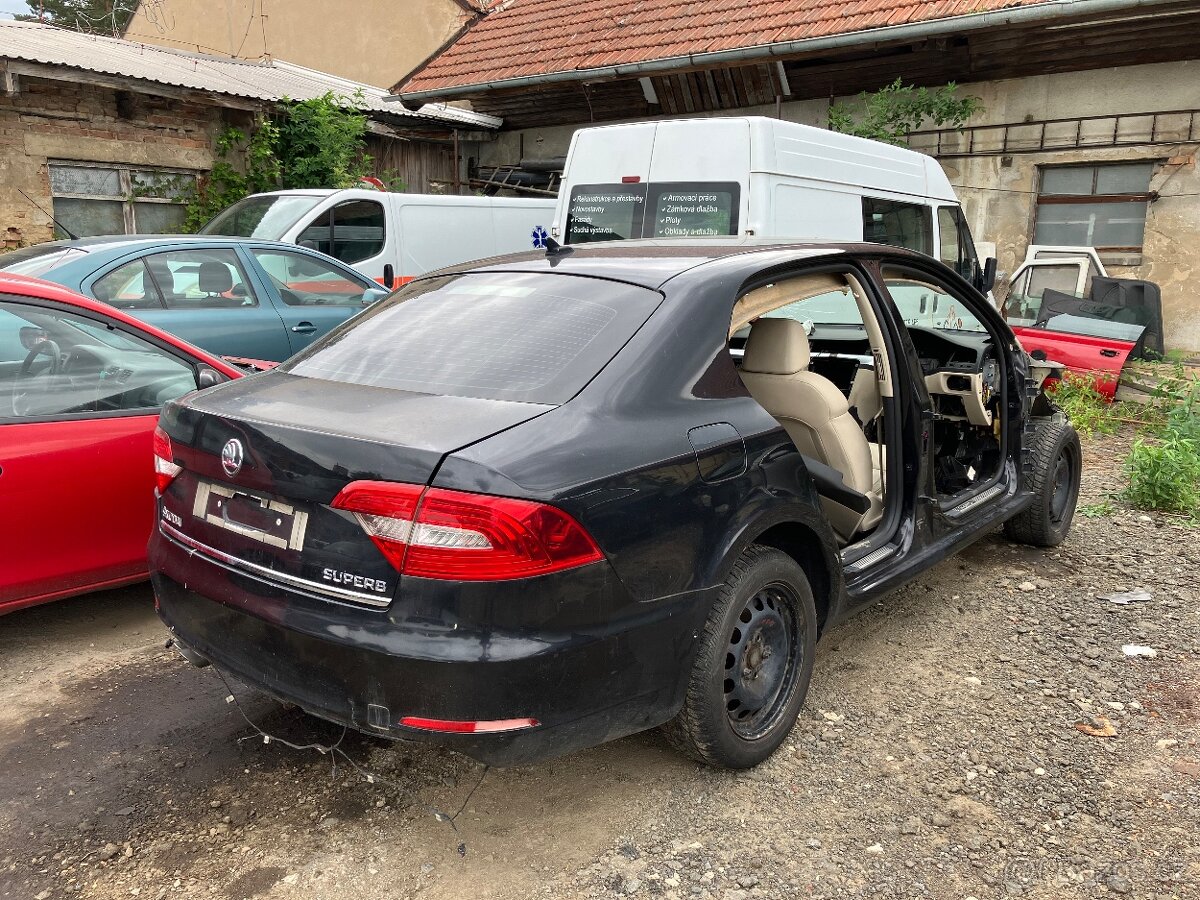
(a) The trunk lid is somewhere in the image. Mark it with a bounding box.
[156,373,552,606]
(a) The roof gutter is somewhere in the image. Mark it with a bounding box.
[388,0,1182,106]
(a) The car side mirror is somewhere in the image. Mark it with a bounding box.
[197,366,226,389]
[383,264,395,289]
[361,288,389,306]
[981,257,998,294]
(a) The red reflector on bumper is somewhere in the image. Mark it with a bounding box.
[399,716,539,734]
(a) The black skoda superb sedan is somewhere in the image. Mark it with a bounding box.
[150,240,1081,769]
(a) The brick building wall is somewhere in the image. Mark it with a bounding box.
[0,77,228,247]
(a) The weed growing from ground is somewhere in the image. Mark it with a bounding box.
[1048,373,1119,437]
[1123,374,1200,517]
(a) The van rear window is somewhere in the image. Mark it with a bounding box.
[281,272,661,404]
[566,182,740,244]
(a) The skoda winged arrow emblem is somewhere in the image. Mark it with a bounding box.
[221,438,244,477]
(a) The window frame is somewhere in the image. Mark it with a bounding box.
[248,247,375,307]
[1034,162,1156,252]
[133,247,261,310]
[48,161,197,237]
[860,196,934,257]
[299,199,388,265]
[0,293,204,425]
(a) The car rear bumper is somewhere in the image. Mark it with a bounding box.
[150,527,710,766]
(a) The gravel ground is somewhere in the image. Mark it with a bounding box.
[1,428,1197,900]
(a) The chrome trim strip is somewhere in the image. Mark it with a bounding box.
[158,520,392,608]
[944,482,1005,517]
[842,543,897,572]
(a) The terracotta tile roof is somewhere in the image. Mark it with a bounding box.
[398,0,1058,95]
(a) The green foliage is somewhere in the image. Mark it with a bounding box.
[377,170,409,192]
[1124,434,1200,514]
[1124,374,1200,516]
[181,121,280,232]
[828,78,982,146]
[180,92,371,232]
[1078,500,1114,518]
[275,92,371,190]
[18,0,136,33]
[1047,373,1119,437]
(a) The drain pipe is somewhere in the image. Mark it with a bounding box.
[389,0,1185,106]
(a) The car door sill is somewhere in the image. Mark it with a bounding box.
[841,542,897,573]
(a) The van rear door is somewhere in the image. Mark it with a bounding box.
[559,120,748,243]
[560,123,656,243]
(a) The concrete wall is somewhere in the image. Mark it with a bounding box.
[0,78,224,246]
[478,60,1200,351]
[124,0,466,89]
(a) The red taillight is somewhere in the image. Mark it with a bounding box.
[399,716,539,733]
[620,175,641,183]
[331,480,603,581]
[153,426,182,494]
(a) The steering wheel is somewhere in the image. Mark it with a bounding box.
[12,339,62,416]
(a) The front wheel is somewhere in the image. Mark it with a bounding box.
[1005,419,1082,547]
[662,544,817,768]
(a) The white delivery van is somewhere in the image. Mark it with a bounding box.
[202,189,555,286]
[553,116,996,293]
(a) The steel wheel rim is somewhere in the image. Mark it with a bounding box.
[1049,445,1076,525]
[723,583,802,740]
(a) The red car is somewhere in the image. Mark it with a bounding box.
[0,274,245,614]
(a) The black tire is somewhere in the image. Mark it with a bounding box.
[662,544,817,768]
[1005,418,1082,547]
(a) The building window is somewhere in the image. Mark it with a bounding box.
[1034,162,1155,251]
[48,163,197,239]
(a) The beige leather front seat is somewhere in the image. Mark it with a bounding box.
[740,318,884,542]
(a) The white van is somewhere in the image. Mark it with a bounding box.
[202,189,555,286]
[553,116,996,293]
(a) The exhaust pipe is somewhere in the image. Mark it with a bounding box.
[166,636,210,668]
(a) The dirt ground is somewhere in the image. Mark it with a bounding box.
[2,429,1197,900]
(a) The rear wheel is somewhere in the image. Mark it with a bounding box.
[662,544,816,768]
[1005,419,1082,547]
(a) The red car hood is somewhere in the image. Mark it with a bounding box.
[1012,326,1134,399]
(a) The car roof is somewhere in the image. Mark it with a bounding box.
[437,238,933,290]
[0,273,243,376]
[14,235,327,255]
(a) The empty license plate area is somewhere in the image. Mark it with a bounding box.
[192,480,309,551]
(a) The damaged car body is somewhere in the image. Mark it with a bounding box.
[150,241,1081,769]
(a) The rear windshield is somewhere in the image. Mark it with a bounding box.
[0,246,88,276]
[200,195,322,239]
[565,182,740,244]
[281,272,661,404]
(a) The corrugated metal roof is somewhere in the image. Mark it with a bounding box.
[395,0,1063,95]
[0,20,500,128]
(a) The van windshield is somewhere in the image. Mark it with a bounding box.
[200,195,323,239]
[565,182,740,244]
